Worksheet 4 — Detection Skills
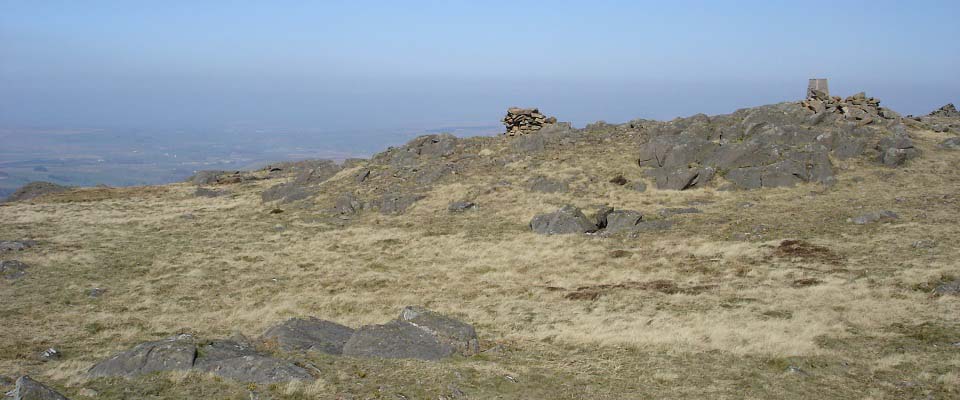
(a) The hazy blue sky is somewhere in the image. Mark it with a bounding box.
[2,0,958,132]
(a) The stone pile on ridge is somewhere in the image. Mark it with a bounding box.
[503,107,557,136]
[928,103,959,118]
[801,90,900,123]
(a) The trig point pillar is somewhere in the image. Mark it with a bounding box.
[807,78,829,98]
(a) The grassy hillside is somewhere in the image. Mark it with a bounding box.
[1,113,958,399]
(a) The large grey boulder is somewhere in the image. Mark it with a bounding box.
[398,306,479,356]
[603,210,645,233]
[88,334,197,378]
[877,133,920,167]
[10,376,70,400]
[3,182,70,203]
[529,205,597,235]
[194,340,312,384]
[261,318,355,355]
[528,176,568,193]
[342,321,455,361]
[334,193,364,215]
[376,193,426,215]
[1,260,29,280]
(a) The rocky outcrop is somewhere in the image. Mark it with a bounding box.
[87,334,312,384]
[261,318,355,355]
[343,321,456,361]
[503,108,557,136]
[3,182,70,202]
[9,376,70,400]
[849,210,899,225]
[637,94,909,190]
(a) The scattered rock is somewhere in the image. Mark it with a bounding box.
[933,279,960,296]
[193,340,312,384]
[3,182,71,203]
[342,321,455,361]
[938,137,960,150]
[528,176,568,193]
[9,376,70,400]
[0,260,29,280]
[397,306,479,356]
[530,205,596,235]
[503,107,557,136]
[849,210,899,225]
[195,187,230,198]
[261,318,355,355]
[447,201,476,213]
[0,240,37,252]
[88,334,197,378]
[911,240,937,249]
[39,348,61,362]
[657,207,702,217]
[87,288,106,298]
[334,193,364,215]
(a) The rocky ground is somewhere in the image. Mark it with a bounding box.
[1,97,959,399]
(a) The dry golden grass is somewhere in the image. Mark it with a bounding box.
[0,128,958,399]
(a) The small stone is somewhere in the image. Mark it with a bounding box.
[447,201,476,213]
[849,210,899,225]
[934,279,960,296]
[39,348,61,362]
[0,260,29,280]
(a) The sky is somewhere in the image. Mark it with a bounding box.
[1,0,959,134]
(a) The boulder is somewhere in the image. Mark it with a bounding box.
[1,260,29,280]
[342,321,455,361]
[10,376,70,400]
[334,193,364,215]
[194,340,312,384]
[3,182,70,203]
[593,206,615,229]
[877,133,920,167]
[261,318,355,355]
[528,176,568,193]
[397,306,479,356]
[87,334,197,378]
[376,193,426,215]
[849,210,899,225]
[603,210,644,233]
[529,205,597,235]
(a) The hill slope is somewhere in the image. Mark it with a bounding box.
[1,97,959,399]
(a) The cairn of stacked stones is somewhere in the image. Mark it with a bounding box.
[503,107,557,136]
[801,90,900,124]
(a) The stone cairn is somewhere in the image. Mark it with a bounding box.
[502,107,557,136]
[801,89,899,124]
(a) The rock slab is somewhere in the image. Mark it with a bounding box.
[11,376,70,400]
[261,318,355,355]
